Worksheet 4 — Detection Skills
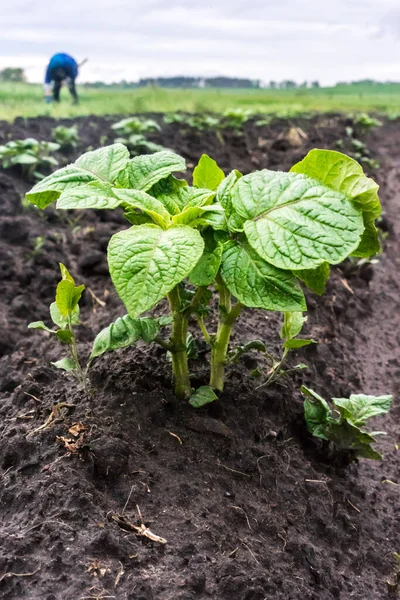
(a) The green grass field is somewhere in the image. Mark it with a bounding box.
[1,82,400,121]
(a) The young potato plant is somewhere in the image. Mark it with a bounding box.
[112,117,164,156]
[0,138,60,179]
[28,264,88,390]
[302,386,392,459]
[52,125,79,151]
[26,144,382,404]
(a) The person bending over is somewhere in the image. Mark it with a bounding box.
[44,53,79,104]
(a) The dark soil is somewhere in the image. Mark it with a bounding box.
[0,114,399,600]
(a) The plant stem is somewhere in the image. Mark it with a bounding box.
[67,320,89,394]
[196,315,212,345]
[209,275,243,391]
[167,286,191,400]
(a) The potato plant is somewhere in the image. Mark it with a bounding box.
[52,125,79,151]
[26,144,382,403]
[0,138,60,179]
[302,386,392,459]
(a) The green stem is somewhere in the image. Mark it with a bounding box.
[167,286,191,400]
[67,319,89,394]
[209,275,243,391]
[196,315,212,345]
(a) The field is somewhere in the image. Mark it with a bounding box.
[2,82,400,120]
[0,112,399,599]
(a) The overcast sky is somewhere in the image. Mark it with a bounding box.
[1,0,400,85]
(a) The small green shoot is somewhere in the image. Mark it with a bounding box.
[28,264,88,391]
[302,386,392,459]
[354,113,382,129]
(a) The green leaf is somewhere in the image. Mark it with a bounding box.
[59,263,75,282]
[26,144,130,209]
[108,224,204,317]
[116,151,186,191]
[193,154,225,191]
[172,204,225,227]
[148,175,189,215]
[28,321,56,334]
[283,338,316,349]
[114,188,172,228]
[149,175,215,215]
[281,312,307,340]
[75,143,130,182]
[189,231,223,286]
[217,169,243,217]
[351,213,381,257]
[56,329,74,343]
[302,385,332,440]
[90,314,172,359]
[291,150,382,258]
[51,357,77,371]
[55,280,85,318]
[290,149,381,218]
[220,240,306,312]
[57,182,121,210]
[332,394,392,426]
[50,302,80,327]
[231,170,364,270]
[189,386,218,408]
[294,262,330,296]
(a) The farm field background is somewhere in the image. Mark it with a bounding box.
[2,81,400,120]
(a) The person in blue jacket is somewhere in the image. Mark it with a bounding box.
[44,53,79,104]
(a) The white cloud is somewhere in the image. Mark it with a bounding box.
[0,0,399,84]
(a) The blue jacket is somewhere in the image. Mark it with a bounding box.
[45,53,78,84]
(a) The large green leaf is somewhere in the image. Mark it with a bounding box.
[26,144,130,209]
[291,149,381,257]
[290,149,381,217]
[116,151,186,191]
[108,224,204,316]
[332,394,392,426]
[57,182,120,210]
[90,315,171,359]
[231,170,364,270]
[193,154,225,191]
[75,144,130,183]
[220,240,306,311]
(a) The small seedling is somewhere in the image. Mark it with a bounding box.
[28,264,88,391]
[221,107,253,130]
[52,125,79,151]
[112,118,165,155]
[0,138,60,179]
[302,386,392,459]
[112,117,161,136]
[354,113,382,129]
[26,145,382,404]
